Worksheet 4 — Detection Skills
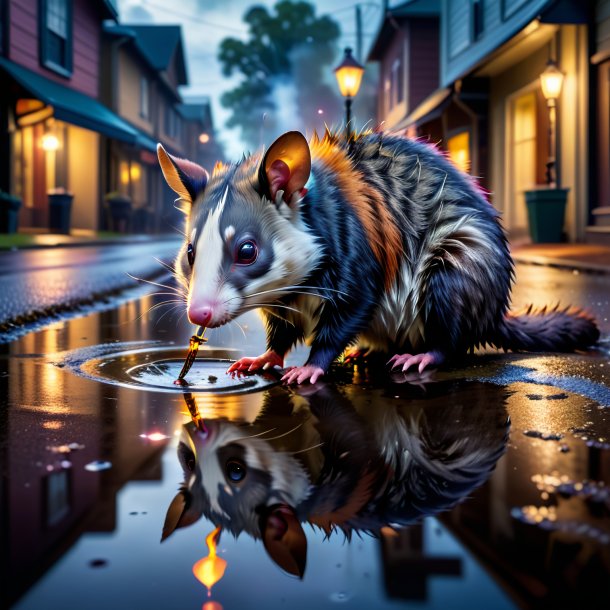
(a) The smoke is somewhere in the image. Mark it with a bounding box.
[254,43,377,149]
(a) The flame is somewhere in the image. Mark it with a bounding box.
[193,526,226,597]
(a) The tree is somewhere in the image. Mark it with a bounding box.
[218,1,341,149]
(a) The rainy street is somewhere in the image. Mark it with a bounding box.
[1,251,609,610]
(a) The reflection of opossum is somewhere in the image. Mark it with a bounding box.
[162,382,510,577]
[158,130,599,384]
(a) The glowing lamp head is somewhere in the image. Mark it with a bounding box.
[334,47,365,99]
[199,133,210,144]
[540,60,564,101]
[41,134,60,151]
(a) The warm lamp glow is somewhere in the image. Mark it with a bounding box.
[334,48,364,98]
[199,133,210,144]
[540,60,564,101]
[193,526,226,597]
[41,134,60,151]
[130,163,141,181]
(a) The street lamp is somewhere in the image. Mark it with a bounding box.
[539,59,564,187]
[334,47,365,140]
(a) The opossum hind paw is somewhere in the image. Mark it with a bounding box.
[388,350,444,374]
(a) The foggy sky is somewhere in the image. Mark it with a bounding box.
[116,0,384,160]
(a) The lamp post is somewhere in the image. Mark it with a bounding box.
[334,47,365,140]
[539,59,564,187]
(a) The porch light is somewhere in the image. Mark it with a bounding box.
[41,133,60,151]
[539,60,564,101]
[539,59,564,187]
[334,47,365,139]
[199,133,210,144]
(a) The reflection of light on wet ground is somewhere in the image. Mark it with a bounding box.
[193,526,227,598]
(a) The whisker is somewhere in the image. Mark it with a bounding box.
[291,442,325,455]
[126,273,183,295]
[260,423,302,441]
[231,319,248,340]
[232,428,277,442]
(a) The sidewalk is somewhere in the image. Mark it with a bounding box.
[511,243,610,274]
[0,229,181,250]
[1,231,609,274]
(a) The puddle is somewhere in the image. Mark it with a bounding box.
[61,343,280,394]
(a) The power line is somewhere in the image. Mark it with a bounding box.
[140,0,248,34]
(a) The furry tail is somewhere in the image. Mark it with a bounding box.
[495,305,599,352]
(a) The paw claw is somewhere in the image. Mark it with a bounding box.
[282,365,324,385]
[227,350,283,375]
[389,351,443,374]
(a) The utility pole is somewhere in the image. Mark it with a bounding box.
[355,4,363,63]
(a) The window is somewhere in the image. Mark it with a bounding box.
[39,0,73,76]
[447,131,471,173]
[165,106,180,139]
[389,56,404,110]
[140,77,149,120]
[0,0,7,56]
[472,0,484,40]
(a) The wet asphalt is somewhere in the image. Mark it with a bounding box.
[0,252,609,610]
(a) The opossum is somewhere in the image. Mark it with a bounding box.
[157,130,599,384]
[161,382,510,576]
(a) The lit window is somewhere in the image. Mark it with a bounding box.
[447,131,470,173]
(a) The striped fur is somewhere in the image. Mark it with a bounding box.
[160,130,599,374]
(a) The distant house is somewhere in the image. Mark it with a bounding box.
[178,97,224,172]
[367,0,441,133]
[370,0,609,244]
[0,0,144,232]
[101,24,225,233]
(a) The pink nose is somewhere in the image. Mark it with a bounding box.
[188,305,213,326]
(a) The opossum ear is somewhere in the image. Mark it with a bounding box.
[157,144,209,207]
[161,489,202,542]
[260,503,307,578]
[259,131,311,206]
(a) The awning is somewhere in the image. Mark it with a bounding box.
[391,87,453,132]
[0,57,156,151]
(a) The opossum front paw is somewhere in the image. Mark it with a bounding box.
[281,365,325,385]
[227,350,284,374]
[388,351,444,374]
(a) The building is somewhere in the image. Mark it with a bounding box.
[369,0,609,244]
[102,23,190,233]
[0,0,143,232]
[0,2,223,235]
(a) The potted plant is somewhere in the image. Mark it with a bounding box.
[104,192,132,233]
[0,190,22,233]
[524,187,569,243]
[48,187,74,234]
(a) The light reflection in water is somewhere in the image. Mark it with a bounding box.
[193,526,227,599]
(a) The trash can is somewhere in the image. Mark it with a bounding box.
[525,187,569,243]
[48,190,74,234]
[105,195,132,233]
[0,191,22,233]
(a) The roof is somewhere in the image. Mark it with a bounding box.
[125,25,188,86]
[391,86,452,131]
[0,58,155,151]
[368,0,440,61]
[101,0,118,20]
[177,101,213,127]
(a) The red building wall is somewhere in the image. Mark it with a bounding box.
[8,0,101,98]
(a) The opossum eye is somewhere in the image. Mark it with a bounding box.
[187,243,195,266]
[226,459,246,483]
[236,240,257,265]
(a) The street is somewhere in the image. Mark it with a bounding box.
[0,247,609,609]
